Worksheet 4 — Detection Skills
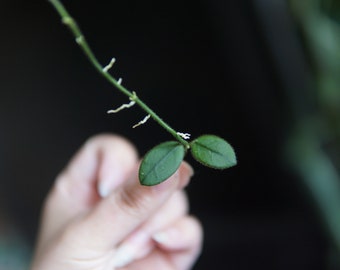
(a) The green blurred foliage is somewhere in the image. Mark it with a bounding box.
[287,0,340,266]
[290,0,340,142]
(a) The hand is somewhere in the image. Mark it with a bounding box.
[30,134,202,270]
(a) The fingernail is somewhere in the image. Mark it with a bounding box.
[98,183,108,198]
[112,244,135,268]
[179,162,194,189]
[152,232,169,245]
[112,231,149,268]
[152,228,178,246]
[185,162,195,178]
[98,170,124,198]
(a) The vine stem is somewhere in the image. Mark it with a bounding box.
[49,0,190,149]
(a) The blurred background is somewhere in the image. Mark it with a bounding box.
[1,0,340,269]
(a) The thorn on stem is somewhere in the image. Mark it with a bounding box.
[130,91,137,101]
[62,17,73,25]
[75,35,84,44]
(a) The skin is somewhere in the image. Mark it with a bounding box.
[30,134,203,270]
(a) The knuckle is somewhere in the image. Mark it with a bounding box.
[115,185,155,219]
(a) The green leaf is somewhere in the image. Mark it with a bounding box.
[190,134,237,169]
[139,141,186,186]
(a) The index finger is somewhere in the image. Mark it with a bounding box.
[72,161,194,252]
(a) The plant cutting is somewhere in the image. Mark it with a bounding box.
[49,0,237,186]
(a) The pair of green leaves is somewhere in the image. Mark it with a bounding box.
[139,134,237,186]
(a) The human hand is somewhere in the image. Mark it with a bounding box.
[30,134,202,270]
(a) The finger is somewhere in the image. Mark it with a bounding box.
[38,134,138,247]
[111,189,189,268]
[60,133,138,202]
[152,215,203,270]
[73,161,194,252]
[95,135,139,198]
[118,216,203,270]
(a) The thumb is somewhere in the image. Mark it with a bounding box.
[35,134,138,251]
